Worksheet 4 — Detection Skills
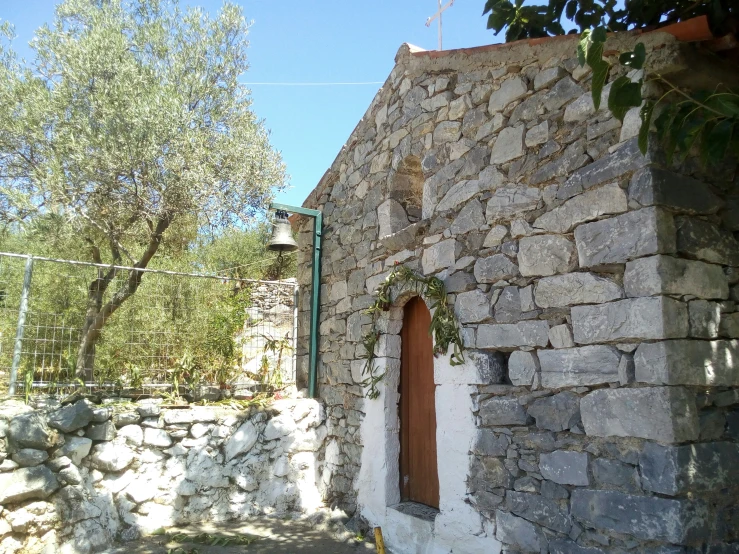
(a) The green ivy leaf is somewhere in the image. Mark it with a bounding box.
[591,60,610,110]
[565,0,577,20]
[704,119,734,165]
[706,94,739,118]
[638,101,654,155]
[577,29,591,66]
[591,26,607,42]
[619,42,646,70]
[608,75,642,121]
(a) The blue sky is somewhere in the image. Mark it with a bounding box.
[1,1,504,207]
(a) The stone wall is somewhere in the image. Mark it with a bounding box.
[0,395,327,553]
[296,28,739,553]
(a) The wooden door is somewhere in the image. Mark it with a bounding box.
[399,296,439,508]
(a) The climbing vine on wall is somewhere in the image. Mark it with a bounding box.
[360,265,465,399]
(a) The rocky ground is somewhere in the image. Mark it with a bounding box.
[100,515,377,554]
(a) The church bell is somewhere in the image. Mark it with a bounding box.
[267,210,298,252]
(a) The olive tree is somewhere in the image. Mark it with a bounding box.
[0,0,286,377]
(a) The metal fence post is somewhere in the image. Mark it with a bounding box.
[9,255,33,396]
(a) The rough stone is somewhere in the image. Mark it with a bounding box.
[86,421,116,441]
[518,235,577,277]
[455,289,491,323]
[90,441,135,472]
[494,286,522,323]
[477,321,549,349]
[575,207,676,267]
[634,340,739,386]
[224,420,259,462]
[486,187,540,223]
[55,436,92,465]
[542,77,583,112]
[528,391,581,432]
[436,179,481,213]
[580,387,699,442]
[48,400,95,433]
[508,351,539,387]
[572,297,688,344]
[0,466,58,504]
[624,255,728,299]
[687,300,721,339]
[474,429,510,457]
[534,183,627,233]
[8,412,55,450]
[162,407,217,424]
[539,346,621,387]
[534,272,622,308]
[433,120,461,144]
[489,77,527,113]
[629,167,723,215]
[676,217,739,267]
[117,425,144,447]
[11,449,48,467]
[143,428,172,448]
[534,67,566,90]
[450,199,485,235]
[506,491,571,534]
[640,441,739,495]
[490,126,525,164]
[473,254,519,283]
[472,457,514,489]
[592,458,640,492]
[525,121,549,147]
[495,510,546,552]
[479,397,528,426]
[483,225,508,247]
[570,489,709,543]
[540,451,589,486]
[422,239,457,274]
[548,324,574,348]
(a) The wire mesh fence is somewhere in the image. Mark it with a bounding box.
[0,252,297,398]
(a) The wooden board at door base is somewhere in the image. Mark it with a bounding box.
[399,296,440,509]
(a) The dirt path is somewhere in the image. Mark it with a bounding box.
[100,517,377,554]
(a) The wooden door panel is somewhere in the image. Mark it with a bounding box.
[399,297,439,509]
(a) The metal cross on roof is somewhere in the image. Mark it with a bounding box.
[425,0,456,51]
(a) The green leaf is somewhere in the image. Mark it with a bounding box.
[619,42,646,70]
[638,101,654,155]
[585,36,604,68]
[704,119,734,165]
[591,26,607,43]
[705,94,739,118]
[591,60,610,110]
[608,76,642,121]
[565,0,577,20]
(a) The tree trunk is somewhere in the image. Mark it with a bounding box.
[75,216,171,380]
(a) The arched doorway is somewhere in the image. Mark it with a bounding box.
[399,296,439,508]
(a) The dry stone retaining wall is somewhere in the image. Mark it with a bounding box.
[0,396,327,553]
[296,30,739,553]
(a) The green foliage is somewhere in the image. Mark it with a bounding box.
[483,0,737,42]
[0,0,286,373]
[579,27,739,164]
[361,265,465,400]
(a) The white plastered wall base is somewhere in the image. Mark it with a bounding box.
[356,322,502,554]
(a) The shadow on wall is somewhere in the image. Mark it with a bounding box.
[0,394,331,553]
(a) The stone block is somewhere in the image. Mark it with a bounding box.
[377,199,409,239]
[543,76,583,112]
[495,510,546,553]
[525,121,549,147]
[11,448,48,468]
[55,436,92,465]
[483,225,508,247]
[640,441,739,495]
[676,216,739,267]
[558,138,650,201]
[474,429,510,457]
[224,420,259,462]
[539,346,621,387]
[90,441,135,472]
[548,324,574,348]
[539,451,589,486]
[422,239,458,274]
[629,167,723,215]
[436,179,481,213]
[494,286,522,323]
[637,339,739,389]
[720,312,739,338]
[486,187,540,223]
[490,126,525,164]
[8,412,55,450]
[549,540,605,554]
[624,255,728,299]
[0,466,59,504]
[86,421,116,441]
[688,300,721,339]
[575,207,676,267]
[454,289,491,323]
[509,351,539,386]
[518,235,577,277]
[477,321,549,349]
[489,77,527,113]
[580,387,699,442]
[479,397,528,426]
[592,458,641,492]
[527,391,580,432]
[534,67,566,90]
[572,297,688,344]
[506,491,571,533]
[534,272,622,308]
[471,457,514,489]
[48,400,95,433]
[533,183,627,233]
[143,428,172,448]
[450,199,485,235]
[570,489,710,543]
[473,254,519,283]
[433,120,461,144]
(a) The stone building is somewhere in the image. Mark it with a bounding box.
[295,25,739,554]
